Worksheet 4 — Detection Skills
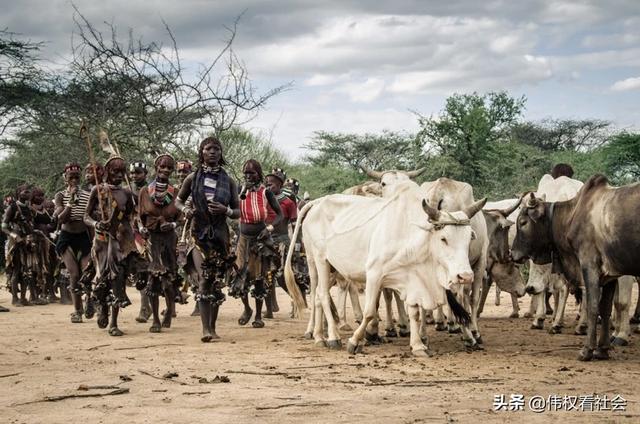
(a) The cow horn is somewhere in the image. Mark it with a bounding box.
[463,198,487,219]
[527,192,538,207]
[360,166,384,180]
[405,167,427,179]
[422,199,440,221]
[498,199,521,217]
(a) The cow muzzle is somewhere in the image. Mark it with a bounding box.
[456,272,474,285]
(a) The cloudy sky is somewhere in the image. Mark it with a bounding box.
[3,0,639,158]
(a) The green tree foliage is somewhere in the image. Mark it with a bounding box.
[304,130,424,171]
[601,132,640,184]
[511,118,612,152]
[417,91,526,190]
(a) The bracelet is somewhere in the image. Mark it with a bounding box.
[266,224,274,232]
[225,206,233,217]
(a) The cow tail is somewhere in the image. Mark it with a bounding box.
[446,289,471,326]
[284,200,315,317]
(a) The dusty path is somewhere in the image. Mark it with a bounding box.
[1,279,639,423]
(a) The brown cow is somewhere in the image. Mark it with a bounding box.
[512,175,640,361]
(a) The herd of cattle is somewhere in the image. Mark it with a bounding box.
[283,169,640,362]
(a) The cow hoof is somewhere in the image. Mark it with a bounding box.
[523,312,533,318]
[385,328,398,338]
[611,337,628,346]
[509,312,520,319]
[574,325,587,335]
[412,348,433,358]
[304,332,313,340]
[327,339,342,350]
[593,348,610,360]
[630,316,640,325]
[448,325,461,334]
[475,336,484,345]
[549,325,562,334]
[531,319,544,330]
[464,340,481,353]
[577,347,593,361]
[314,340,327,348]
[339,324,353,332]
[399,328,411,337]
[347,341,362,355]
[546,308,553,315]
[435,322,447,332]
[365,332,385,345]
[421,336,429,345]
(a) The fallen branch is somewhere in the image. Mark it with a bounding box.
[13,388,129,406]
[138,370,194,386]
[226,370,289,377]
[256,402,331,411]
[287,363,363,370]
[182,391,210,395]
[77,385,120,391]
[86,344,111,351]
[0,372,21,378]
[115,343,185,351]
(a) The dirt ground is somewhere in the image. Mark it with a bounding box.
[1,277,639,424]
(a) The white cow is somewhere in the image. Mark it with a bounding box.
[285,180,486,356]
[421,178,489,344]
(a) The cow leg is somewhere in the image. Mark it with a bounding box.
[347,271,382,354]
[549,284,568,334]
[578,267,601,361]
[510,293,520,318]
[383,288,397,337]
[575,291,588,335]
[612,277,632,346]
[423,308,434,326]
[530,293,545,329]
[395,292,410,336]
[477,274,491,317]
[336,282,350,332]
[495,284,501,306]
[434,306,447,331]
[470,270,483,344]
[366,290,384,345]
[348,281,363,324]
[408,304,431,357]
[315,261,341,349]
[445,302,461,333]
[631,278,640,324]
[594,281,616,360]
[304,252,318,340]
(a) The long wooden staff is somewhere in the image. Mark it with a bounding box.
[80,122,106,221]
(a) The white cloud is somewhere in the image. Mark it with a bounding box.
[611,77,640,92]
[334,78,386,103]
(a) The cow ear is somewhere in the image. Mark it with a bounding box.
[528,203,545,222]
[470,230,477,240]
[502,219,515,228]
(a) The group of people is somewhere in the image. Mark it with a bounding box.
[1,137,308,342]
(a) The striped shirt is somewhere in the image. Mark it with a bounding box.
[59,189,91,222]
[240,186,268,224]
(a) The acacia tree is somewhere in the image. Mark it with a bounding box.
[304,130,424,171]
[511,118,612,152]
[0,10,287,194]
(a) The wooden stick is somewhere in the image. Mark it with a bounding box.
[80,122,105,221]
[225,370,289,377]
[86,344,111,351]
[13,388,129,406]
[138,370,194,386]
[114,343,184,351]
[0,372,21,378]
[256,402,331,411]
